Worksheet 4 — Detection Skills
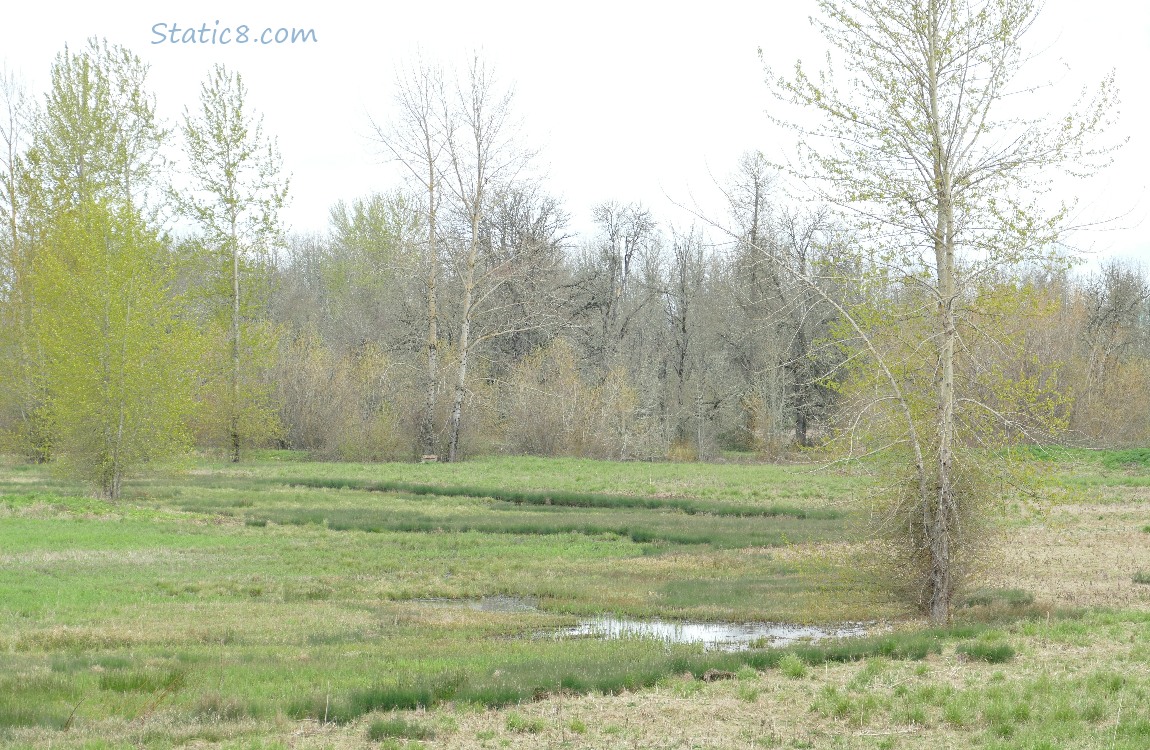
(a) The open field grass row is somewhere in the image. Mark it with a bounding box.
[278,476,844,518]
[0,613,1034,731]
[3,608,1147,749]
[172,495,847,548]
[151,452,863,503]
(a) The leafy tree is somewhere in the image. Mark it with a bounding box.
[0,65,40,457]
[22,40,196,496]
[35,195,197,499]
[766,0,1119,622]
[180,64,289,462]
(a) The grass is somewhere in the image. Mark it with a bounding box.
[1,449,1148,748]
[960,588,1034,609]
[287,476,844,519]
[367,716,435,741]
[956,642,1016,663]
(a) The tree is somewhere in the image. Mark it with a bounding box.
[716,153,844,451]
[0,65,39,456]
[441,55,532,462]
[372,58,447,459]
[577,201,659,371]
[766,0,1118,622]
[180,64,289,462]
[35,195,197,499]
[24,40,196,497]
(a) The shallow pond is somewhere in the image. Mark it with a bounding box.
[413,597,873,651]
[559,616,871,651]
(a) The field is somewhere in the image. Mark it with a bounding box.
[0,451,1148,748]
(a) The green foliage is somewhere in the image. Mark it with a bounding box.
[179,64,288,460]
[1133,571,1150,585]
[19,41,198,496]
[34,196,198,498]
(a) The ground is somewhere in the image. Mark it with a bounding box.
[0,450,1147,748]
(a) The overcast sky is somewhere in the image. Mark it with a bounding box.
[3,0,1147,262]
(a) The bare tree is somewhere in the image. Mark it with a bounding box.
[768,0,1120,622]
[372,57,447,458]
[441,55,531,462]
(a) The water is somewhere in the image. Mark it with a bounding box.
[559,616,872,651]
[411,597,873,651]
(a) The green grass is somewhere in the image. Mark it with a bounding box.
[0,454,896,739]
[367,716,435,741]
[286,476,844,519]
[957,642,1016,663]
[2,451,1148,748]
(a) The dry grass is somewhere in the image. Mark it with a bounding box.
[987,501,1150,609]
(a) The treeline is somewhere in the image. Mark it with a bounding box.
[0,43,1146,496]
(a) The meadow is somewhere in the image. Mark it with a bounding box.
[0,450,1148,748]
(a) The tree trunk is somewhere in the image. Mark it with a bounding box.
[927,7,957,622]
[420,159,440,458]
[230,217,241,463]
[447,260,474,463]
[448,203,480,463]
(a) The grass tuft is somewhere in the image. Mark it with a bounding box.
[505,712,546,733]
[367,716,435,741]
[99,668,186,693]
[957,642,1016,663]
[778,653,808,679]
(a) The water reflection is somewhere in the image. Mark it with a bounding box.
[560,617,871,651]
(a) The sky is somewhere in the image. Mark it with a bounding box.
[3,0,1148,262]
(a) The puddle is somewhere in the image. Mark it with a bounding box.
[410,597,874,651]
[559,617,872,651]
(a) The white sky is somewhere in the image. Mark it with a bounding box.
[3,0,1148,262]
